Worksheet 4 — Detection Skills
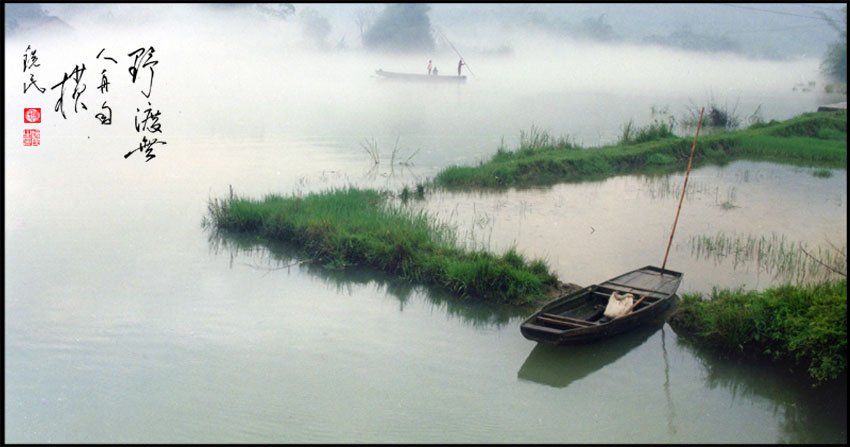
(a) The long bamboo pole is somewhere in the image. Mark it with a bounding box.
[438,29,475,78]
[661,107,705,272]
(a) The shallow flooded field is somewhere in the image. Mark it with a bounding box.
[416,161,846,294]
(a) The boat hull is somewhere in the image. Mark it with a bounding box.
[375,69,467,83]
[520,265,682,344]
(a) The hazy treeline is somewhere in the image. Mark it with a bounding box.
[5,3,63,34]
[6,3,846,81]
[818,5,846,81]
[362,4,435,53]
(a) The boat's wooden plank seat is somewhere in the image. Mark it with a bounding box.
[523,323,565,334]
[540,313,599,326]
[536,316,587,329]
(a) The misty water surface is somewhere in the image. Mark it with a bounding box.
[5,4,846,443]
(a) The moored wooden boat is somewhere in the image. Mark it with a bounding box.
[520,265,682,344]
[375,69,467,83]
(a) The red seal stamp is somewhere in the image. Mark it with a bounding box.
[24,108,41,123]
[23,129,40,146]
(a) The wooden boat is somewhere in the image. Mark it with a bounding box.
[520,265,682,344]
[375,69,467,83]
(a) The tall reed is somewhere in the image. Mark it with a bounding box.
[689,232,847,285]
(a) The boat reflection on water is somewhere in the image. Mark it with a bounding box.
[517,317,667,389]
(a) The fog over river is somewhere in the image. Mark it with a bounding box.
[6,3,846,443]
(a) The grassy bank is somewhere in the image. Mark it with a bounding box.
[668,280,847,386]
[206,187,560,305]
[434,111,847,189]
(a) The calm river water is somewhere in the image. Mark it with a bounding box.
[5,8,847,443]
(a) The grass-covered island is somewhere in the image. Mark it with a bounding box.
[206,187,572,306]
[668,280,847,386]
[434,110,846,189]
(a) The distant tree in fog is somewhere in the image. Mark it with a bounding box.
[208,4,295,20]
[5,3,72,36]
[299,7,331,50]
[525,10,619,42]
[257,3,295,20]
[579,14,616,41]
[354,5,377,42]
[643,25,742,54]
[526,11,573,38]
[818,5,846,82]
[362,3,435,53]
[5,3,47,34]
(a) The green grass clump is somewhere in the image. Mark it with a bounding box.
[669,280,847,385]
[761,111,846,138]
[824,82,846,94]
[812,168,833,178]
[815,127,846,140]
[619,120,677,145]
[647,152,675,165]
[207,187,558,305]
[433,111,846,189]
[490,125,580,164]
[732,134,846,164]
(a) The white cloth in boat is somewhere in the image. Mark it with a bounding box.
[603,291,634,319]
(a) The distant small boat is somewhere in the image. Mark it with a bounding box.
[520,265,682,344]
[375,69,466,83]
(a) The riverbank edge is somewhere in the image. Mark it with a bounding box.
[432,110,847,189]
[667,279,847,386]
[206,186,580,306]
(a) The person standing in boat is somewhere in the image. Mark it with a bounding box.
[427,60,432,75]
[457,58,464,76]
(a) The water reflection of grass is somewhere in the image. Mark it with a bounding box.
[811,168,833,178]
[671,327,847,443]
[206,229,529,328]
[689,233,847,285]
[714,186,738,210]
[641,175,708,200]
